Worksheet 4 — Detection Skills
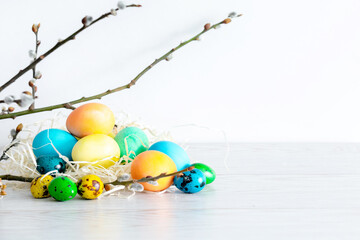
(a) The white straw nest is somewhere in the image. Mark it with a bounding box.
[0,110,173,188]
[0,110,230,199]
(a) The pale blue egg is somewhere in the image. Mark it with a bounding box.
[149,141,191,170]
[32,129,77,160]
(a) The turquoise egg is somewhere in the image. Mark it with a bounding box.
[149,141,191,171]
[36,156,66,175]
[114,127,149,163]
[32,129,77,161]
[174,169,206,194]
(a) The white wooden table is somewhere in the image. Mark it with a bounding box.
[1,143,360,240]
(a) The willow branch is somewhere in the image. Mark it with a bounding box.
[0,166,195,186]
[29,29,40,110]
[105,166,196,188]
[0,17,238,120]
[0,175,33,183]
[0,141,18,161]
[0,4,141,93]
[0,124,23,161]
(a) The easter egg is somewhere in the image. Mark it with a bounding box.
[48,176,77,201]
[131,150,177,192]
[72,134,120,168]
[149,141,191,170]
[77,174,104,200]
[114,127,149,162]
[191,163,216,184]
[30,175,53,199]
[66,103,115,138]
[36,156,66,175]
[174,169,206,194]
[32,129,77,161]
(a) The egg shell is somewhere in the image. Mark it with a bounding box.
[77,174,104,200]
[149,141,191,171]
[36,156,66,175]
[66,103,115,138]
[191,163,216,184]
[72,134,120,168]
[174,169,206,194]
[131,150,177,192]
[30,175,53,199]
[114,127,149,161]
[108,131,116,138]
[48,176,77,201]
[32,129,77,160]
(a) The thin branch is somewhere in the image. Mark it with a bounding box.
[0,141,18,161]
[0,166,195,186]
[105,166,196,187]
[29,28,40,110]
[0,4,141,93]
[0,124,23,161]
[0,174,33,183]
[0,99,21,105]
[0,17,238,120]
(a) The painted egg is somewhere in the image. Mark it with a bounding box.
[131,150,177,192]
[30,175,53,199]
[191,163,216,184]
[77,174,104,200]
[108,131,116,138]
[149,141,191,171]
[174,169,206,194]
[32,129,77,161]
[72,134,120,168]
[48,176,77,201]
[36,156,66,175]
[66,103,115,138]
[114,127,149,163]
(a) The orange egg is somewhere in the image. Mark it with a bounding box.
[131,150,177,192]
[66,103,115,138]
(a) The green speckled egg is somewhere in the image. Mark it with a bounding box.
[114,127,149,162]
[191,163,216,184]
[48,176,77,201]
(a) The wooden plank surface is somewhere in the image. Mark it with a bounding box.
[1,143,360,240]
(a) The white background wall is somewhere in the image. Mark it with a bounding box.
[1,0,360,143]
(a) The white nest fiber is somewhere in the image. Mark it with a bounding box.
[0,110,173,186]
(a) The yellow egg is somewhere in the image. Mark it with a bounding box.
[107,131,116,138]
[72,134,120,168]
[30,175,54,199]
[66,103,115,138]
[77,174,104,200]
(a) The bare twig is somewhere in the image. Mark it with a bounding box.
[0,175,33,183]
[0,4,141,93]
[105,166,195,188]
[0,17,239,120]
[0,123,23,161]
[0,166,196,186]
[29,24,41,110]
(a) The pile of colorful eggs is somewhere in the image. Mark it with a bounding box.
[30,103,216,201]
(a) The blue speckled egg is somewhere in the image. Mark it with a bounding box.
[36,156,67,175]
[32,129,77,160]
[174,169,206,193]
[149,141,191,171]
